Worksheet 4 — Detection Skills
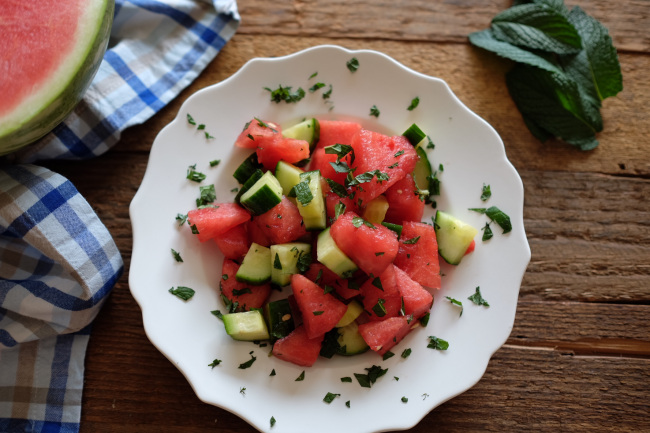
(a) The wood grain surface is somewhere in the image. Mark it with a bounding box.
[40,0,649,431]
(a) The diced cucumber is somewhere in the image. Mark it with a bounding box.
[233,152,263,184]
[239,171,283,215]
[294,170,326,231]
[222,310,270,341]
[282,118,320,151]
[263,298,295,340]
[316,228,358,278]
[270,242,312,287]
[336,300,364,328]
[413,146,433,196]
[275,160,304,196]
[236,242,272,284]
[234,168,263,204]
[336,321,369,356]
[402,123,426,146]
[434,211,478,265]
[362,195,389,224]
[381,222,402,238]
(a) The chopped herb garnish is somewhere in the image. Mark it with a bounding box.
[372,277,383,291]
[468,286,490,307]
[341,377,352,383]
[401,396,408,403]
[296,250,312,273]
[295,371,305,381]
[313,311,324,316]
[168,286,195,301]
[175,213,188,226]
[325,143,355,164]
[325,178,349,198]
[382,351,395,360]
[186,113,196,125]
[240,387,246,395]
[482,222,494,241]
[291,181,314,206]
[351,216,376,229]
[403,236,421,245]
[211,310,223,320]
[232,287,252,296]
[401,348,412,358]
[190,224,199,234]
[309,82,326,92]
[370,105,380,117]
[196,184,216,206]
[427,336,449,350]
[353,365,388,388]
[375,251,385,256]
[309,71,318,79]
[197,124,206,130]
[407,96,420,111]
[270,369,276,376]
[346,57,359,72]
[481,183,492,201]
[186,164,206,182]
[208,359,222,368]
[270,416,276,428]
[273,253,282,270]
[446,296,464,316]
[204,132,215,139]
[209,159,221,167]
[345,401,351,408]
[372,298,387,317]
[347,169,389,187]
[171,248,183,262]
[426,136,435,149]
[323,392,340,404]
[469,206,512,233]
[394,150,405,158]
[264,85,306,103]
[238,352,257,369]
[323,285,335,295]
[230,187,239,193]
[322,84,333,99]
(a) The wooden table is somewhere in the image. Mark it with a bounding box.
[43,0,650,431]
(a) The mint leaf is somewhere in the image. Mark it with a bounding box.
[491,3,582,55]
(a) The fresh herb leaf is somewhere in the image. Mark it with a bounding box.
[347,169,389,187]
[264,85,306,103]
[190,224,199,235]
[468,286,490,307]
[375,251,385,256]
[401,348,412,359]
[209,159,220,167]
[211,310,223,320]
[481,184,492,201]
[325,178,349,198]
[446,296,464,317]
[196,184,216,207]
[270,369,276,376]
[382,351,394,361]
[341,377,352,383]
[186,113,196,125]
[401,396,409,403]
[197,124,206,130]
[204,132,215,139]
[208,359,222,368]
[186,164,206,182]
[240,387,246,395]
[482,222,494,241]
[309,82,326,93]
[372,277,383,291]
[232,288,252,296]
[171,248,183,262]
[471,206,513,233]
[175,213,188,226]
[273,253,282,270]
[309,71,318,79]
[370,105,380,117]
[313,311,325,316]
[270,416,276,428]
[323,392,340,404]
[169,286,195,301]
[407,96,420,111]
[420,312,431,327]
[238,352,257,369]
[346,57,359,72]
[322,84,333,99]
[427,336,449,350]
[291,181,314,206]
[372,298,387,317]
[329,160,354,174]
[324,144,355,164]
[354,365,388,388]
[403,236,420,245]
[295,371,305,381]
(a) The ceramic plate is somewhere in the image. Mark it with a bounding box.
[129,45,530,433]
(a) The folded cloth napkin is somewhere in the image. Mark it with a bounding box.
[0,1,239,431]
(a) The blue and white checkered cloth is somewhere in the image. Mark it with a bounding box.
[0,1,239,431]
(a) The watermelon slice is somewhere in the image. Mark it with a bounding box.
[0,0,114,154]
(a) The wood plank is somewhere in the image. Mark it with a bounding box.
[236,0,650,53]
[111,35,650,177]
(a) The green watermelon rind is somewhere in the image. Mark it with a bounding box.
[0,0,114,156]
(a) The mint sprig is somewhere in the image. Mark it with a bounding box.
[469,0,622,150]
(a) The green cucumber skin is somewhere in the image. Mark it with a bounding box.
[316,228,358,278]
[434,211,478,265]
[0,0,115,155]
[297,170,327,231]
[236,243,272,284]
[223,310,270,341]
[270,242,311,286]
[282,118,320,151]
[336,322,369,356]
[239,171,283,215]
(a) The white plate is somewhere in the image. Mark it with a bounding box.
[129,45,530,433]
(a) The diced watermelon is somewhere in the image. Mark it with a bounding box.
[257,136,310,170]
[188,203,251,242]
[393,221,441,289]
[315,120,362,150]
[290,274,348,339]
[329,211,399,276]
[393,265,433,319]
[309,146,350,184]
[383,173,425,224]
[358,316,412,356]
[213,222,250,260]
[247,219,271,247]
[272,324,324,367]
[220,259,271,310]
[303,263,361,300]
[324,187,359,226]
[359,264,401,321]
[252,196,307,244]
[465,239,476,255]
[234,118,281,149]
[349,130,418,206]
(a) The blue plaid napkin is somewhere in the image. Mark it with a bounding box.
[0,1,239,431]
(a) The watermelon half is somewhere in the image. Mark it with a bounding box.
[0,0,115,155]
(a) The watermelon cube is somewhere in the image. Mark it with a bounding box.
[359,264,402,322]
[393,265,433,319]
[303,263,361,300]
[329,211,399,277]
[234,118,281,149]
[315,120,362,150]
[213,222,250,260]
[384,173,425,224]
[272,324,324,367]
[394,221,442,289]
[257,136,310,170]
[252,196,307,244]
[290,274,348,339]
[220,259,271,310]
[358,316,413,356]
[187,203,251,242]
